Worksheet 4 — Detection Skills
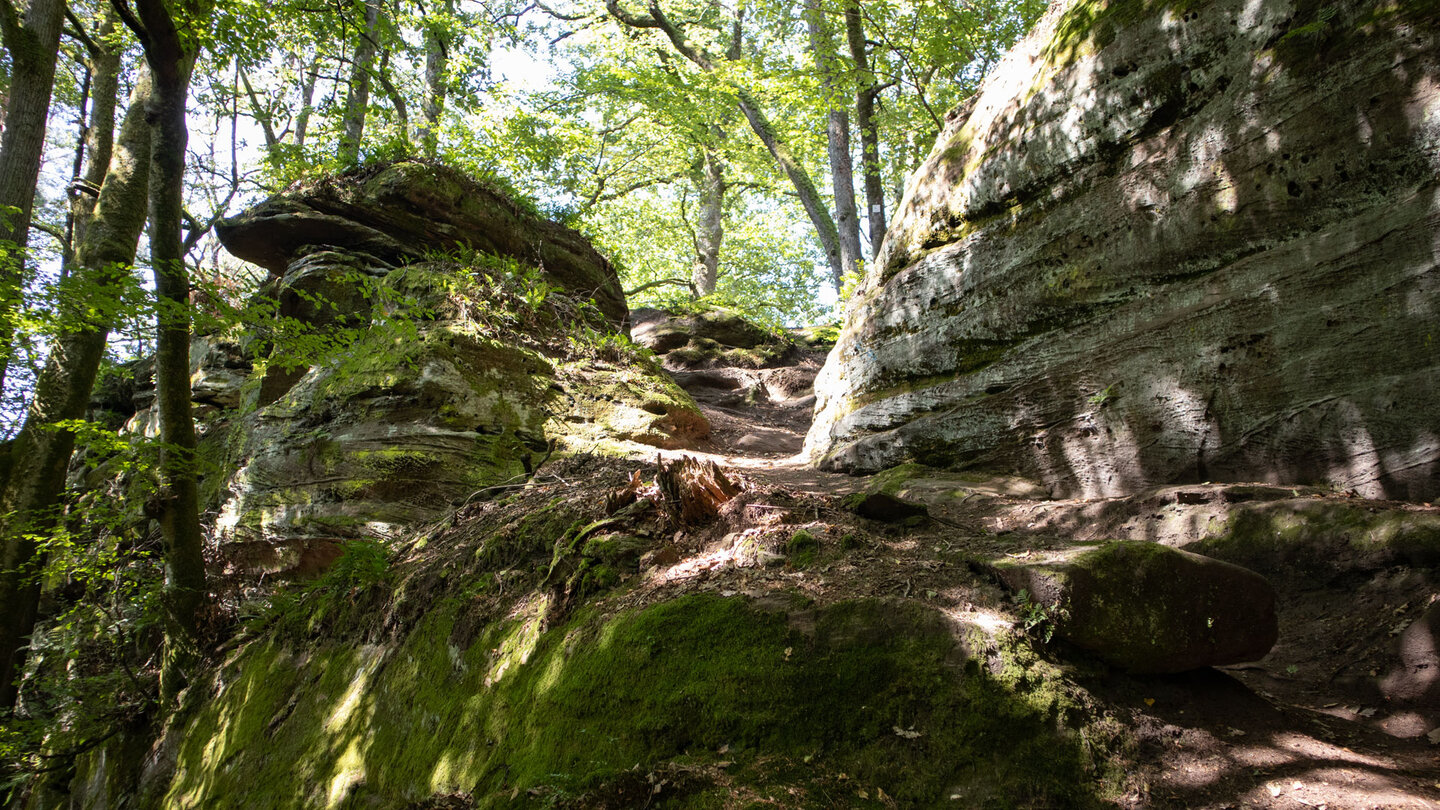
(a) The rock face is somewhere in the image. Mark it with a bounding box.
[216,161,629,328]
[195,164,705,578]
[806,0,1440,500]
[997,540,1278,673]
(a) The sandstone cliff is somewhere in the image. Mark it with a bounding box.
[806,0,1440,500]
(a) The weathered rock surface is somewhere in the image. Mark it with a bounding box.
[216,160,629,327]
[807,0,1440,500]
[192,167,707,578]
[996,540,1278,673]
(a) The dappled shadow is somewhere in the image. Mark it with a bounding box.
[812,0,1440,501]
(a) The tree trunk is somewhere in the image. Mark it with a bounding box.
[806,0,860,284]
[65,8,123,274]
[294,55,319,150]
[731,87,844,293]
[0,0,67,400]
[119,0,210,705]
[338,0,381,165]
[844,0,886,258]
[375,49,410,149]
[604,0,845,293]
[420,0,452,157]
[0,67,152,712]
[690,149,724,297]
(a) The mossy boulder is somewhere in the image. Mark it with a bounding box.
[204,188,706,578]
[996,540,1278,674]
[632,305,798,369]
[155,595,1113,808]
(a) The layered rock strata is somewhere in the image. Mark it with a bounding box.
[807,0,1440,499]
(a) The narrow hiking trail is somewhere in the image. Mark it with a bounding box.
[637,315,1440,810]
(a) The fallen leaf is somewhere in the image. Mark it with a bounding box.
[1358,707,1377,718]
[1426,727,1440,745]
[1144,698,1155,706]
[857,790,869,799]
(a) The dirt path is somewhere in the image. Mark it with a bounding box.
[656,360,1440,810]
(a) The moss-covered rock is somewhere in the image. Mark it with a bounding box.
[631,305,798,370]
[995,540,1278,674]
[157,595,1112,808]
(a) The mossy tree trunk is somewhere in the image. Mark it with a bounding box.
[0,65,153,713]
[0,0,67,401]
[116,0,211,705]
[419,0,452,157]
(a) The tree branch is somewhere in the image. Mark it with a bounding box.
[625,277,695,297]
[63,5,102,57]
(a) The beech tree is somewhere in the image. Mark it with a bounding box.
[112,0,211,704]
[0,0,67,399]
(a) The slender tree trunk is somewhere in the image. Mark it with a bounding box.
[338,0,381,165]
[237,66,280,152]
[0,67,152,713]
[374,49,410,149]
[420,0,452,157]
[731,87,844,293]
[294,55,319,150]
[690,149,724,296]
[844,0,885,258]
[0,0,67,401]
[806,0,860,284]
[604,0,845,292]
[117,0,210,705]
[65,8,123,274]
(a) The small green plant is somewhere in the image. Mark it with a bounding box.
[1015,589,1065,644]
[1087,384,1117,407]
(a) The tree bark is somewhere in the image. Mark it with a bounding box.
[294,55,319,150]
[420,0,453,157]
[64,7,123,274]
[844,0,885,258]
[806,0,860,284]
[338,0,381,165]
[0,0,68,400]
[116,0,210,705]
[0,67,152,712]
[690,148,724,296]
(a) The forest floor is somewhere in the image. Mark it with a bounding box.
[633,348,1440,810]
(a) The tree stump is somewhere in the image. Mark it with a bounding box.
[656,455,742,525]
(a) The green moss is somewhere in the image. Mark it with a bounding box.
[786,530,819,568]
[162,596,1109,808]
[1191,502,1440,574]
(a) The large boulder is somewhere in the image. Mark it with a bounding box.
[806,0,1440,500]
[189,167,707,578]
[216,160,629,328]
[996,540,1278,674]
